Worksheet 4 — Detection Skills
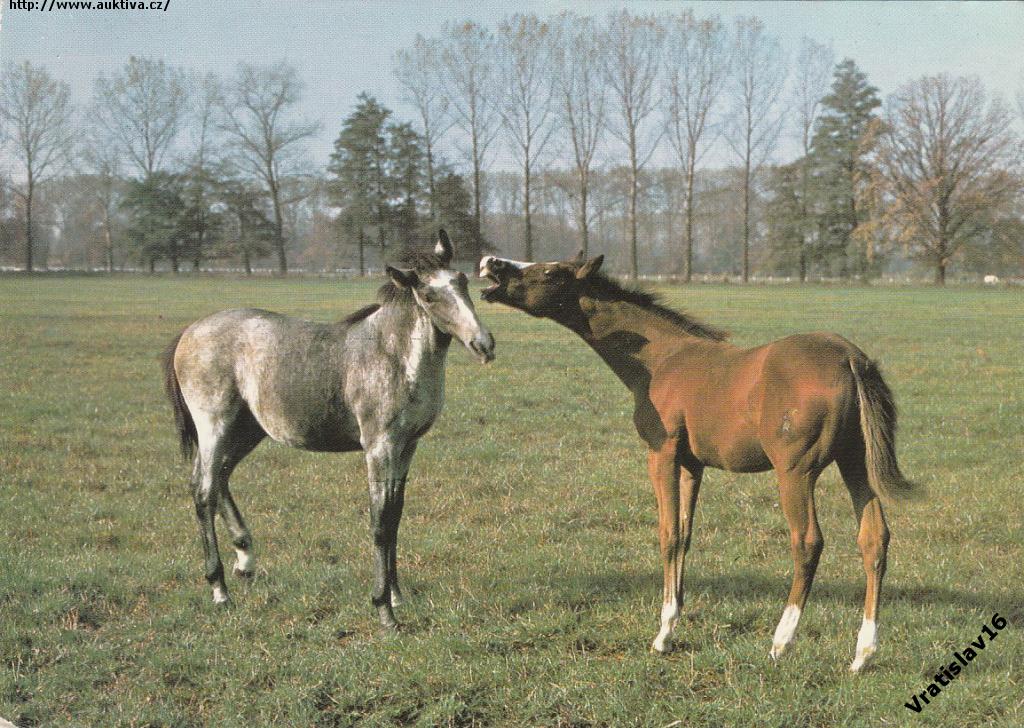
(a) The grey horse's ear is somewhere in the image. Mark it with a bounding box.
[434,229,453,265]
[573,249,586,264]
[576,255,603,279]
[386,265,419,289]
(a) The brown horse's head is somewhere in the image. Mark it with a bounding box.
[478,253,604,317]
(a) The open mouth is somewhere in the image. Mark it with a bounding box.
[479,259,506,301]
[481,272,503,300]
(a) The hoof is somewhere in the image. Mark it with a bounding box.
[650,638,673,654]
[849,645,877,673]
[390,591,403,608]
[233,566,255,580]
[212,586,229,605]
[769,642,790,661]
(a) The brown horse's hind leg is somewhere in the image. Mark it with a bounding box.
[649,437,703,653]
[838,450,890,672]
[770,468,824,660]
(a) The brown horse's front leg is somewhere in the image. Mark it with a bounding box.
[649,438,703,653]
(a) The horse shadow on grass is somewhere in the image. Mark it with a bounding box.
[556,567,1020,623]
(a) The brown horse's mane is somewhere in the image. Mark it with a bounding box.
[584,272,729,341]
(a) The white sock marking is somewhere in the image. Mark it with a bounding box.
[770,605,802,659]
[212,585,228,604]
[651,599,680,653]
[235,549,253,573]
[850,618,878,672]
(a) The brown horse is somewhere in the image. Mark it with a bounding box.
[480,253,916,671]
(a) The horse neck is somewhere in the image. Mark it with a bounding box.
[367,301,450,372]
[554,296,695,394]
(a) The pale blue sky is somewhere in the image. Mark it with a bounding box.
[2,0,1022,169]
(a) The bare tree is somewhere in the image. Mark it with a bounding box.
[440,21,501,256]
[551,11,606,257]
[876,74,1019,284]
[725,17,787,282]
[664,10,730,281]
[791,37,834,282]
[602,9,665,278]
[394,35,453,222]
[185,72,223,270]
[80,120,123,272]
[93,56,187,180]
[496,13,556,260]
[0,61,76,271]
[219,61,319,275]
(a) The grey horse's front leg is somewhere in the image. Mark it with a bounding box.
[364,438,414,629]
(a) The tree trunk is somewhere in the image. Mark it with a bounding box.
[243,249,252,276]
[24,180,34,272]
[628,131,639,280]
[358,227,366,277]
[270,177,287,275]
[684,156,696,283]
[935,259,946,285]
[426,141,437,222]
[579,174,589,259]
[471,134,483,258]
[523,157,533,261]
[148,257,155,274]
[103,208,114,273]
[742,161,751,283]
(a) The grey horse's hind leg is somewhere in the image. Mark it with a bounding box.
[364,437,417,629]
[218,488,254,579]
[215,410,266,580]
[190,405,262,604]
[193,446,228,604]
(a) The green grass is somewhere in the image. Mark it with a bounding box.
[1,275,1021,727]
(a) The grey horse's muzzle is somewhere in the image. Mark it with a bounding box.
[469,329,496,363]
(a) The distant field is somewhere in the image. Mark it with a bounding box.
[1,274,1021,727]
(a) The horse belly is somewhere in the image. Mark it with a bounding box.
[691,425,771,473]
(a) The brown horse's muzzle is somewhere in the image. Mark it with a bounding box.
[479,256,514,302]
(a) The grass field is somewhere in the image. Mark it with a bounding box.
[1,274,1021,727]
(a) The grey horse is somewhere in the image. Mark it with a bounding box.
[162,231,494,629]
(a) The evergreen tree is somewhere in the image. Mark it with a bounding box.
[218,178,275,275]
[809,59,881,279]
[387,121,427,243]
[121,172,188,272]
[765,162,804,276]
[431,171,477,255]
[328,93,392,253]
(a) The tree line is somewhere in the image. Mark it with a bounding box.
[2,9,1022,283]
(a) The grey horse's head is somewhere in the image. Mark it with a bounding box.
[385,230,496,363]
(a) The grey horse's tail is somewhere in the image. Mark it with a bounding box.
[848,357,919,502]
[162,331,197,461]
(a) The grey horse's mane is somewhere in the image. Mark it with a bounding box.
[337,249,447,327]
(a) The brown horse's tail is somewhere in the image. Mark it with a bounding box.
[162,331,197,462]
[848,357,919,502]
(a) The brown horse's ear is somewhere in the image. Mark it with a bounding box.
[576,255,603,279]
[386,265,419,289]
[434,229,453,265]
